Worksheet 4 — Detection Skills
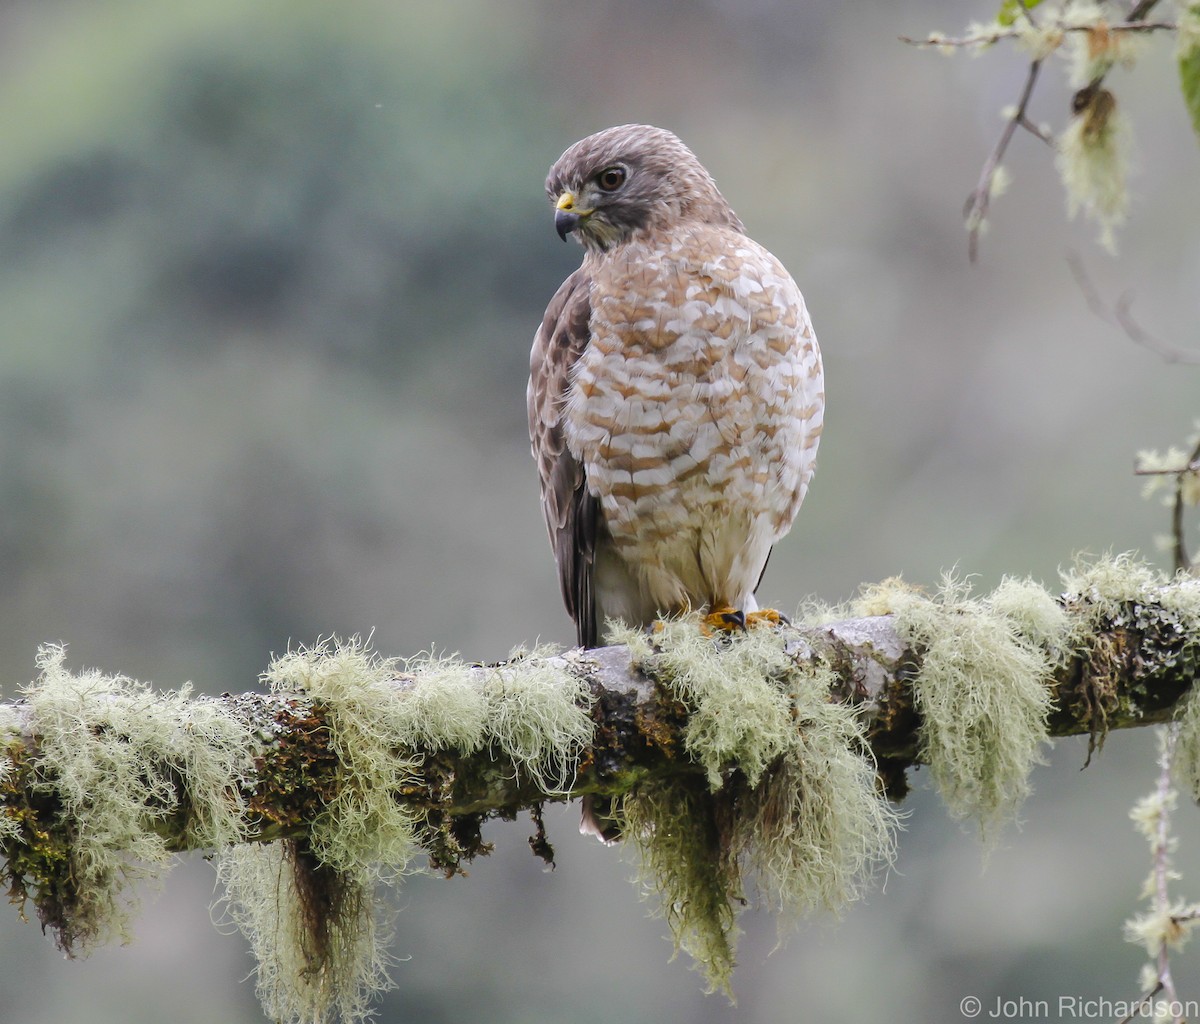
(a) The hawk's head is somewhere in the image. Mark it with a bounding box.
[545,124,744,252]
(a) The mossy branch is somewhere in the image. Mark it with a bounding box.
[2,556,1200,1021]
[0,606,1191,849]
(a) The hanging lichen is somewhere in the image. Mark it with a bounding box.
[855,573,1061,838]
[1175,686,1200,802]
[614,619,899,994]
[216,840,391,1024]
[480,645,595,792]
[0,645,253,952]
[217,637,595,1024]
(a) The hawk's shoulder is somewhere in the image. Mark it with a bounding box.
[527,267,601,647]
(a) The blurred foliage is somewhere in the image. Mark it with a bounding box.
[0,1,558,379]
[0,0,570,687]
[1181,4,1200,140]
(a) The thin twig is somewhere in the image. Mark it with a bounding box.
[1114,293,1200,365]
[1128,0,1164,22]
[899,29,1018,47]
[1066,251,1200,365]
[1152,725,1182,1015]
[1117,980,1164,1024]
[1172,436,1200,574]
[900,20,1175,49]
[1133,461,1200,477]
[1067,249,1111,317]
[965,58,1047,263]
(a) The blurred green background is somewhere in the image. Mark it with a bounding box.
[0,1,1197,1021]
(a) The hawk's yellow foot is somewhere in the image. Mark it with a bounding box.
[699,606,790,635]
[700,606,747,635]
[745,608,790,629]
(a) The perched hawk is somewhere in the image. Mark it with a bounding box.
[528,124,823,649]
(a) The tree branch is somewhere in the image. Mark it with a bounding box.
[1,588,1196,859]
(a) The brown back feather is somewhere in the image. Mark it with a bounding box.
[527,268,601,647]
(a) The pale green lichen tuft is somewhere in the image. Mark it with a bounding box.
[265,639,423,876]
[619,619,796,788]
[481,645,593,792]
[855,573,1056,837]
[180,696,258,849]
[17,644,253,949]
[218,636,594,1023]
[1015,21,1064,61]
[0,753,20,846]
[277,640,594,799]
[1059,551,1166,615]
[1059,551,1200,647]
[216,842,392,1024]
[1055,85,1131,253]
[988,575,1071,653]
[0,699,20,846]
[1124,900,1200,956]
[219,638,428,1024]
[0,700,18,735]
[617,618,898,993]
[1062,6,1148,87]
[390,650,490,752]
[741,662,901,920]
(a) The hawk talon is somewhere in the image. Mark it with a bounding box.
[701,606,747,636]
[699,607,790,635]
[720,608,747,631]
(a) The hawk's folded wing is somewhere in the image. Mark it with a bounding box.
[527,268,601,648]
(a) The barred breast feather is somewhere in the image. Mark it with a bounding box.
[560,222,822,629]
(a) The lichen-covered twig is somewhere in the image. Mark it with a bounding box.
[900,15,1175,49]
[1147,726,1184,1013]
[1137,432,1200,575]
[903,0,1178,258]
[1120,723,1200,1024]
[1173,437,1200,574]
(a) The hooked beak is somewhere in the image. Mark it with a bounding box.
[554,191,589,241]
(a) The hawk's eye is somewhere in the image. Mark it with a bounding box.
[597,166,626,192]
